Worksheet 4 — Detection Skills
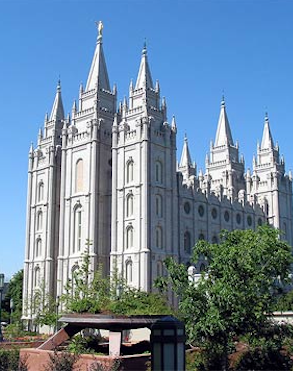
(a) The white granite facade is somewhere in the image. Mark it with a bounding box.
[23,27,293,323]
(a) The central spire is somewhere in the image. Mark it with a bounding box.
[85,21,110,92]
[135,42,154,90]
[214,97,234,147]
[261,112,274,149]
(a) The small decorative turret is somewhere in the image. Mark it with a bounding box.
[171,115,177,133]
[129,79,134,94]
[38,128,43,145]
[155,80,160,93]
[44,112,49,125]
[49,80,64,122]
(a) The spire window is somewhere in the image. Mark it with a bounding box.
[155,161,163,184]
[38,182,44,202]
[155,195,163,217]
[75,159,84,193]
[126,159,134,184]
[36,211,43,231]
[126,193,134,217]
[74,205,82,252]
[155,226,163,249]
[36,238,42,257]
[126,226,134,249]
[125,260,133,284]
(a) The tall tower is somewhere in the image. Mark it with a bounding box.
[110,44,178,291]
[56,24,116,296]
[23,82,64,323]
[205,98,245,199]
[252,114,293,243]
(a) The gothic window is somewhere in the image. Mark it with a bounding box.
[224,211,230,222]
[258,218,263,226]
[155,195,163,217]
[200,263,206,272]
[156,226,163,248]
[74,205,82,253]
[126,226,134,249]
[198,205,205,217]
[36,238,42,257]
[247,215,252,226]
[126,260,133,284]
[184,231,191,254]
[184,202,191,214]
[211,208,218,219]
[155,161,163,184]
[38,182,44,202]
[126,159,134,184]
[236,213,241,225]
[75,159,83,193]
[157,261,163,277]
[34,266,40,287]
[37,211,43,230]
[126,193,134,217]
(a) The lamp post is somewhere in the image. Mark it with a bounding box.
[0,273,5,342]
[151,316,186,371]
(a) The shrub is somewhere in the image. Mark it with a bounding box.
[0,349,28,371]
[87,359,120,371]
[43,349,80,371]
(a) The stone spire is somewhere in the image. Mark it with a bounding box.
[85,21,111,92]
[214,96,233,147]
[49,80,64,122]
[179,134,193,168]
[135,42,154,90]
[261,113,274,149]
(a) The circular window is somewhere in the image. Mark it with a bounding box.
[247,215,252,226]
[236,213,241,225]
[211,208,218,219]
[258,218,263,226]
[224,211,230,222]
[198,205,204,217]
[184,202,191,214]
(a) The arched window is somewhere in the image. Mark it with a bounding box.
[157,261,163,277]
[38,182,44,202]
[156,226,163,248]
[283,222,287,239]
[126,260,133,284]
[200,263,206,272]
[126,159,134,184]
[37,211,43,230]
[126,226,134,249]
[75,159,83,193]
[184,231,191,254]
[74,205,82,252]
[36,238,42,257]
[34,266,40,287]
[155,161,163,183]
[126,193,134,217]
[155,195,163,217]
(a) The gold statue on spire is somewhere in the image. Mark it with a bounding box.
[95,21,103,37]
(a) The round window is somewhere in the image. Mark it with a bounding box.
[224,211,230,222]
[198,205,204,217]
[211,208,217,219]
[184,202,191,214]
[236,213,241,225]
[247,215,252,226]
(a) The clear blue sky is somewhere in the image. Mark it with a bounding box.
[1,0,293,280]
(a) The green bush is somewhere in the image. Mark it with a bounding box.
[0,349,28,371]
[43,349,80,371]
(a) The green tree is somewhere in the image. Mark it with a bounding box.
[157,225,293,370]
[5,270,23,324]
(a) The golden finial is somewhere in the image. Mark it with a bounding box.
[95,21,103,38]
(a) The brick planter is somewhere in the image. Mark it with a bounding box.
[20,348,150,371]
